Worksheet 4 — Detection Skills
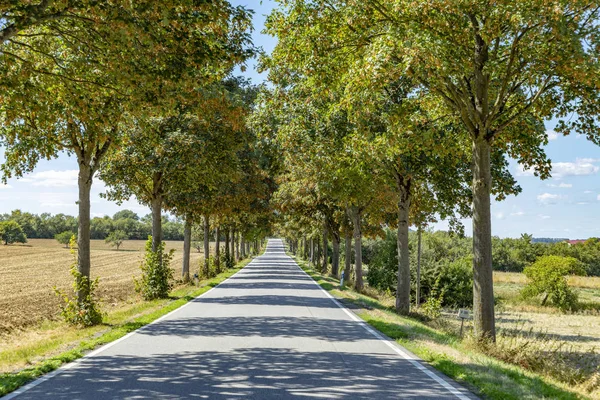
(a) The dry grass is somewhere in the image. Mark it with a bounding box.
[0,239,212,334]
[494,271,600,289]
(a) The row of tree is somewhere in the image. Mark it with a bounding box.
[259,0,600,342]
[0,2,276,316]
[0,209,188,241]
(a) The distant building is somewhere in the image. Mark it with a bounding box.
[565,239,586,246]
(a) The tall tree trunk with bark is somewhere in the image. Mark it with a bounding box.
[344,231,352,282]
[350,206,364,291]
[203,215,210,276]
[315,241,321,270]
[310,238,314,264]
[230,229,235,262]
[215,226,220,269]
[472,138,496,341]
[235,230,239,261]
[225,227,230,268]
[182,217,192,282]
[76,164,93,303]
[396,175,411,315]
[331,228,340,278]
[150,172,163,254]
[416,227,422,307]
[322,222,328,273]
[241,234,246,258]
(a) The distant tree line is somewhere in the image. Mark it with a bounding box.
[0,209,187,241]
[364,230,600,308]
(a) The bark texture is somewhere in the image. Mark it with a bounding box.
[395,175,411,314]
[215,226,220,267]
[472,138,496,341]
[344,231,352,281]
[203,215,210,276]
[322,222,328,273]
[416,227,422,307]
[76,164,93,302]
[350,207,364,291]
[182,218,191,282]
[331,228,340,278]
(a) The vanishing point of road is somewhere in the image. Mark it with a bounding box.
[5,239,476,399]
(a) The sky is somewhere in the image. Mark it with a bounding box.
[1,0,600,239]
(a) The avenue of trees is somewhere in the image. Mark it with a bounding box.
[259,1,600,341]
[2,1,600,343]
[0,1,275,323]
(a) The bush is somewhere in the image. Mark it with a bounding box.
[366,229,473,308]
[55,231,76,248]
[0,220,27,245]
[134,237,175,300]
[521,255,584,311]
[54,235,103,326]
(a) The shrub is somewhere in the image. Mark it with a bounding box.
[521,255,585,311]
[54,235,103,326]
[0,220,27,245]
[424,256,473,308]
[134,237,174,300]
[55,231,76,248]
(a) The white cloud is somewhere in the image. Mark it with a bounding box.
[39,193,76,208]
[584,190,594,194]
[516,164,536,177]
[538,214,551,220]
[547,130,559,141]
[577,202,589,205]
[537,193,565,204]
[21,170,78,187]
[597,194,600,201]
[547,182,572,188]
[0,183,12,190]
[552,159,600,178]
[494,212,505,220]
[510,211,525,217]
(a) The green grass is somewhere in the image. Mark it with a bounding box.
[0,259,251,397]
[296,257,591,400]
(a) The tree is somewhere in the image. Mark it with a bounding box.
[55,231,75,248]
[105,230,128,251]
[522,256,585,311]
[1,1,254,307]
[264,0,600,341]
[113,210,139,221]
[0,220,27,245]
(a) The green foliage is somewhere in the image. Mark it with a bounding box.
[522,256,585,311]
[0,220,27,245]
[421,292,443,320]
[54,236,103,327]
[366,229,473,308]
[55,231,75,248]
[105,230,128,250]
[134,237,175,300]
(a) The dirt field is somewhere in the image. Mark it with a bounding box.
[0,239,211,334]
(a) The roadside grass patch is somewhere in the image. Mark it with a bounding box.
[297,257,594,400]
[0,259,250,397]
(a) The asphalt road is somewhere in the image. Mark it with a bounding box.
[5,239,476,399]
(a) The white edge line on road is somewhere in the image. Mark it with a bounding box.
[292,254,472,400]
[2,260,256,400]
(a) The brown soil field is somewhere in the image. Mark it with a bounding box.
[0,239,210,334]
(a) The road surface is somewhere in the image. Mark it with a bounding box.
[5,239,475,399]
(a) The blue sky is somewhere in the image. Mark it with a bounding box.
[1,0,600,239]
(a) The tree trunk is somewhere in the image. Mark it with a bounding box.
[215,226,220,268]
[315,241,321,270]
[151,195,162,253]
[225,227,230,266]
[322,222,328,273]
[310,238,314,264]
[230,229,235,262]
[203,215,210,276]
[182,218,191,283]
[416,227,422,307]
[344,231,352,281]
[472,138,496,341]
[235,230,240,261]
[241,234,246,258]
[331,228,340,278]
[396,175,411,315]
[76,164,93,303]
[350,207,364,291]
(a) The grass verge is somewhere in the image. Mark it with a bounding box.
[0,258,252,397]
[295,257,592,400]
